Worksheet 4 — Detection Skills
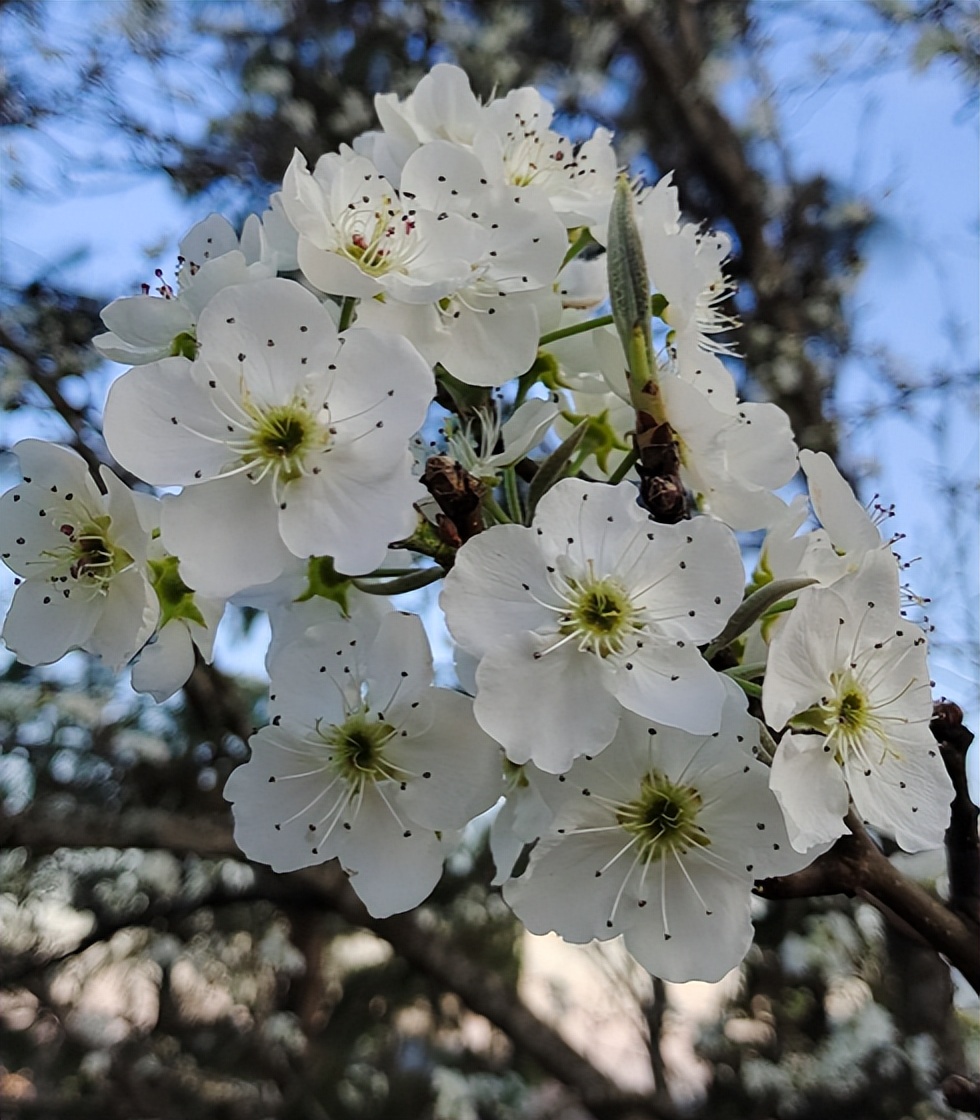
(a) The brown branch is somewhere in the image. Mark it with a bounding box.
[757,811,980,993]
[931,701,980,928]
[0,802,674,1120]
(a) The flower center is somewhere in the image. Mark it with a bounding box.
[322,712,396,785]
[791,669,897,766]
[44,515,131,593]
[836,688,866,731]
[616,771,709,861]
[242,398,329,486]
[337,193,418,278]
[559,574,641,658]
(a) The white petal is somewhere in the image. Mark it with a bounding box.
[440,524,556,658]
[473,632,621,772]
[161,478,292,598]
[393,689,503,829]
[2,579,101,665]
[769,732,851,852]
[131,621,197,702]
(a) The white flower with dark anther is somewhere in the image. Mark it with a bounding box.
[504,685,819,982]
[223,610,503,917]
[661,376,798,533]
[363,65,617,235]
[445,397,558,483]
[0,440,159,669]
[102,277,434,598]
[281,146,485,303]
[94,214,276,366]
[354,140,566,386]
[441,478,744,773]
[474,85,617,234]
[763,549,953,853]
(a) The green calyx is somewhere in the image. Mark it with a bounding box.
[149,555,206,629]
[169,330,198,360]
[559,407,630,473]
[617,771,710,861]
[296,555,353,615]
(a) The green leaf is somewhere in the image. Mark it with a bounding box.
[705,577,818,660]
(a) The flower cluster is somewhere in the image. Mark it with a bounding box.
[1,64,953,982]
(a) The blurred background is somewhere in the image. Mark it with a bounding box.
[0,2,977,1117]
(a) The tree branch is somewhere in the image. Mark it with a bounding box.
[757,811,980,993]
[931,701,980,928]
[0,801,675,1120]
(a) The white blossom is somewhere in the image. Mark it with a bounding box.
[94,214,276,365]
[763,550,953,852]
[441,478,744,772]
[0,440,158,669]
[504,686,818,981]
[103,278,433,596]
[224,611,502,916]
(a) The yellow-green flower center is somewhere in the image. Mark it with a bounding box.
[322,712,396,785]
[244,399,329,485]
[616,771,709,861]
[44,515,132,592]
[559,575,640,657]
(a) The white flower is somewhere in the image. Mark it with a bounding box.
[94,214,275,365]
[223,611,503,917]
[130,550,226,703]
[352,140,566,386]
[763,550,953,852]
[103,277,434,596]
[0,440,158,669]
[281,147,484,303]
[474,84,617,232]
[364,64,617,234]
[441,478,744,772]
[445,397,558,482]
[504,685,817,982]
[661,376,799,532]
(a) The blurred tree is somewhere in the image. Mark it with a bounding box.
[1,2,977,1118]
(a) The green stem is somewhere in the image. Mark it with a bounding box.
[539,313,614,348]
[338,296,357,332]
[607,446,639,485]
[503,467,523,523]
[728,676,763,699]
[724,662,768,682]
[482,493,513,525]
[357,567,422,579]
[353,567,444,596]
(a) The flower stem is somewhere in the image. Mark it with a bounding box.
[539,314,614,348]
[503,467,523,523]
[482,493,513,524]
[607,446,639,485]
[338,296,357,332]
